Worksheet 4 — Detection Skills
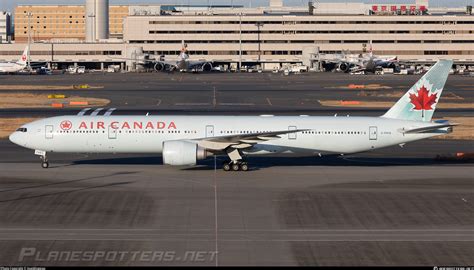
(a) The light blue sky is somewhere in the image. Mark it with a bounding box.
[1,0,471,12]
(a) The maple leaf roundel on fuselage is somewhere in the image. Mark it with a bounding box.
[409,85,438,111]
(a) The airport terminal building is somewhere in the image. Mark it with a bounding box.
[0,12,12,43]
[0,0,473,70]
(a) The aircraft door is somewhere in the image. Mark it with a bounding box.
[369,126,377,140]
[206,125,214,138]
[108,125,117,139]
[288,126,297,140]
[45,125,53,139]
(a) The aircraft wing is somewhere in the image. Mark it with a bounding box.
[112,57,177,66]
[192,129,309,151]
[323,59,344,64]
[187,60,212,69]
[348,66,367,73]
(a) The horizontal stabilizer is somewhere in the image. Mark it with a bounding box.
[399,123,458,134]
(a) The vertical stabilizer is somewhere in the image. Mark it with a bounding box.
[17,46,29,66]
[382,59,453,122]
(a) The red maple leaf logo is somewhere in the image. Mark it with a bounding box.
[409,85,437,111]
[60,120,72,130]
[21,55,27,61]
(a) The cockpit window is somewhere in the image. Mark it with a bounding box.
[16,128,27,132]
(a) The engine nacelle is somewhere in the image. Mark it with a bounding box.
[154,62,165,72]
[338,62,349,72]
[201,62,213,72]
[162,141,210,166]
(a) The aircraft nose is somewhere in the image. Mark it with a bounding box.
[9,131,27,147]
[9,132,20,145]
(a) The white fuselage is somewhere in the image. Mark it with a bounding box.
[0,62,25,73]
[9,115,444,156]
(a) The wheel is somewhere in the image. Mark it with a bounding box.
[41,161,49,169]
[231,163,240,171]
[240,163,249,171]
[223,163,231,171]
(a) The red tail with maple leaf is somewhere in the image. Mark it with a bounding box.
[382,59,453,122]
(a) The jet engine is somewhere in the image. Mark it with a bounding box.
[201,62,213,72]
[162,141,211,166]
[154,62,165,72]
[338,63,350,72]
[387,62,397,69]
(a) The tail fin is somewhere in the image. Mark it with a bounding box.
[16,46,29,66]
[382,59,453,122]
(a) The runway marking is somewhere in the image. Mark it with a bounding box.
[213,156,219,266]
[219,103,255,106]
[266,97,273,106]
[447,92,464,100]
[0,238,472,242]
[90,108,104,116]
[1,228,472,232]
[103,108,116,116]
[2,231,472,235]
[77,108,92,116]
[0,232,472,242]
[213,87,217,108]
[175,103,211,106]
[156,99,162,107]
[2,229,472,242]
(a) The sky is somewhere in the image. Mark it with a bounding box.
[1,0,471,12]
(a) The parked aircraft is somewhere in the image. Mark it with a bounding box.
[322,44,399,73]
[10,60,455,171]
[0,46,29,74]
[125,43,213,72]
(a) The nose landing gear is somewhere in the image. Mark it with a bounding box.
[41,160,49,169]
[35,150,49,169]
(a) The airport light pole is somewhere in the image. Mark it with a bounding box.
[27,12,32,71]
[239,13,242,72]
[255,22,264,64]
[50,32,55,69]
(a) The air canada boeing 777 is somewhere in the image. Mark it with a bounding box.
[10,60,456,171]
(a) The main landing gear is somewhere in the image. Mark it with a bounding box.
[222,161,249,172]
[222,148,249,172]
[35,150,49,169]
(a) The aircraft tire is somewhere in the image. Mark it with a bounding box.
[223,163,231,171]
[231,163,240,171]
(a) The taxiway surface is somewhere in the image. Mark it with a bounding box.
[0,139,473,266]
[0,72,472,266]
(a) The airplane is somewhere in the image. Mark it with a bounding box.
[348,55,399,74]
[322,43,399,73]
[323,52,398,73]
[9,60,456,171]
[125,43,213,73]
[0,46,29,74]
